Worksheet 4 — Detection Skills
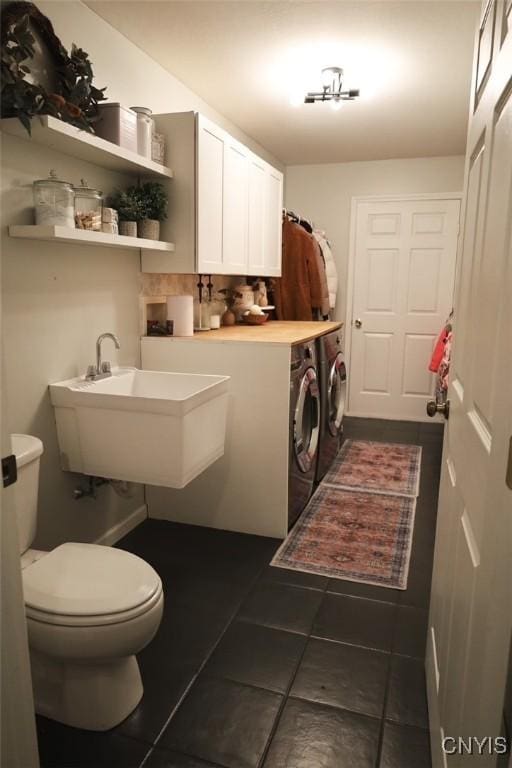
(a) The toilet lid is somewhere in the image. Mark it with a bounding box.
[23,543,161,617]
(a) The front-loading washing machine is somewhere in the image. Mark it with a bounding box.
[316,330,347,483]
[288,340,321,529]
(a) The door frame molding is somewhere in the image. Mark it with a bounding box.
[345,192,463,417]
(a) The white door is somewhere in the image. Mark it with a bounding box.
[348,196,460,420]
[426,1,512,765]
[196,115,224,274]
[1,347,39,765]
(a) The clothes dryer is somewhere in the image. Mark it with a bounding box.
[288,340,320,528]
[316,330,347,482]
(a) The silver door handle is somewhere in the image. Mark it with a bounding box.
[354,318,362,329]
[426,399,450,420]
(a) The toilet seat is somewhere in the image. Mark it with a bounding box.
[26,586,163,627]
[23,542,162,627]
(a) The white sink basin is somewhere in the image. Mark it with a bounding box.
[50,367,230,488]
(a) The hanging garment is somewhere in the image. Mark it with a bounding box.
[429,327,449,373]
[429,312,454,403]
[312,239,330,318]
[429,312,454,373]
[274,218,330,320]
[435,330,452,401]
[314,230,338,311]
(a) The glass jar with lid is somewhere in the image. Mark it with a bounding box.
[33,170,75,228]
[73,179,103,231]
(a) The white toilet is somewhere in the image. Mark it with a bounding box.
[12,434,164,732]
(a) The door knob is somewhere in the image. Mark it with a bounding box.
[426,399,450,420]
[354,318,362,328]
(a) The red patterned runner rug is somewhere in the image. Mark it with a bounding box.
[324,439,422,497]
[272,440,421,589]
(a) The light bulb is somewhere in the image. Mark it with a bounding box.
[321,68,333,89]
[322,66,343,90]
[330,97,343,112]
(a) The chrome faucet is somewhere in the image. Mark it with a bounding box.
[85,333,121,380]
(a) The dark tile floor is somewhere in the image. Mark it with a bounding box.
[35,417,442,768]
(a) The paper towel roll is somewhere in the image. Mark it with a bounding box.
[166,295,193,336]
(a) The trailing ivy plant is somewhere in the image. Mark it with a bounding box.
[1,1,106,134]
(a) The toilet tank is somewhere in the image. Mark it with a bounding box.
[10,434,43,554]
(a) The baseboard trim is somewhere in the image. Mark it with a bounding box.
[345,410,444,424]
[94,504,148,546]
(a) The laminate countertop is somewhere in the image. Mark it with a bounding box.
[145,320,343,346]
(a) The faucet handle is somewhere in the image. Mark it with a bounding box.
[86,364,97,380]
[101,361,112,374]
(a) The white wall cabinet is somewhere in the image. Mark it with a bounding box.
[196,116,225,274]
[264,166,284,277]
[248,155,267,275]
[221,131,250,275]
[141,112,283,276]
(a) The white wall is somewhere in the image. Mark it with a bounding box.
[285,156,465,323]
[38,1,282,170]
[1,0,279,549]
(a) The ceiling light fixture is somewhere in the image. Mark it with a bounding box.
[304,66,360,105]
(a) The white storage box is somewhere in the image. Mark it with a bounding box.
[95,103,138,153]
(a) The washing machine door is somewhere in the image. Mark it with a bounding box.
[327,353,347,437]
[293,366,321,473]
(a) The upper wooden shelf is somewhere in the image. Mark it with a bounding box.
[1,115,173,179]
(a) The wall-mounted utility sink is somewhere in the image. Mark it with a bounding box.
[50,367,230,488]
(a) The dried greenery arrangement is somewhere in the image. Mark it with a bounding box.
[1,1,106,134]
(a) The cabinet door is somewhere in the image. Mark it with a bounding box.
[264,166,283,277]
[223,138,249,274]
[247,155,266,276]
[197,116,225,274]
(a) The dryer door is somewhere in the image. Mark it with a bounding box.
[328,353,347,437]
[293,366,320,473]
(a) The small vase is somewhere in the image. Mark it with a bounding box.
[221,308,236,326]
[119,221,137,237]
[138,218,160,241]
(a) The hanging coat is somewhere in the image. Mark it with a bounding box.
[274,218,330,320]
[314,230,338,311]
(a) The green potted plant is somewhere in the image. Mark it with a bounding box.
[137,182,168,241]
[108,188,144,237]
